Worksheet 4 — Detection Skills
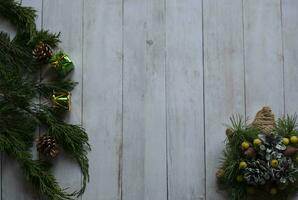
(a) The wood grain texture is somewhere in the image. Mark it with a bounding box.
[42,0,83,196]
[1,1,41,199]
[283,0,298,116]
[243,0,284,117]
[282,4,298,197]
[203,0,245,199]
[122,0,167,200]
[82,0,123,199]
[165,0,204,199]
[1,0,298,199]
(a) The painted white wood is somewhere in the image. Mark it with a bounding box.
[282,1,298,197]
[1,1,41,199]
[165,0,205,200]
[82,0,123,199]
[1,1,297,200]
[283,0,298,115]
[203,0,245,199]
[243,0,284,117]
[122,0,167,200]
[43,0,83,196]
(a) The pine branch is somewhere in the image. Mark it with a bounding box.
[0,32,33,72]
[48,121,90,196]
[22,105,90,197]
[30,30,61,48]
[0,134,75,200]
[0,1,90,198]
[37,80,77,98]
[0,0,36,35]
[21,156,74,200]
[275,114,298,136]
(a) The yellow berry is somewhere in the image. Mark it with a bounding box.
[236,175,243,182]
[246,187,255,194]
[253,138,262,145]
[290,136,298,144]
[241,141,250,150]
[271,159,278,168]
[282,138,290,145]
[270,188,277,195]
[279,183,287,190]
[239,161,247,169]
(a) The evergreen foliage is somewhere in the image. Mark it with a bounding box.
[0,0,90,199]
[219,114,298,200]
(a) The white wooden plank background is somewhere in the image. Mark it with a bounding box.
[122,0,167,200]
[166,0,204,200]
[43,0,83,196]
[204,0,245,199]
[1,0,298,200]
[82,0,123,200]
[243,0,284,117]
[283,2,298,199]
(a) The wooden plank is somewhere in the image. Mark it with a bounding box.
[122,0,167,200]
[82,0,123,199]
[165,0,204,199]
[42,0,83,196]
[282,2,298,197]
[283,0,298,116]
[203,0,245,199]
[243,0,284,117]
[1,1,41,199]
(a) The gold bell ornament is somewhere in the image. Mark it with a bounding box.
[51,91,71,111]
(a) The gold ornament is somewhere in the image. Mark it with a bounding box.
[49,51,74,77]
[51,91,71,111]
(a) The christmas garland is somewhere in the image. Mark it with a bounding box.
[217,107,298,200]
[0,1,90,199]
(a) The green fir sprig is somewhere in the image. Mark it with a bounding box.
[219,113,298,200]
[0,0,90,199]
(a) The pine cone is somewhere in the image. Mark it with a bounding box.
[32,41,53,63]
[216,169,225,178]
[226,128,235,137]
[36,135,59,158]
